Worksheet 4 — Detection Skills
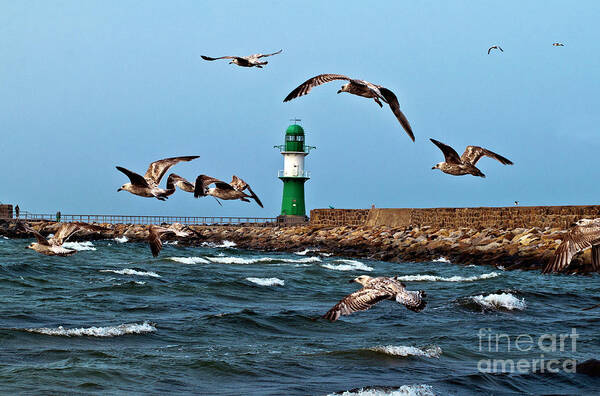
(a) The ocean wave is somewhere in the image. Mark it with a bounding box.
[206,256,321,265]
[395,272,499,282]
[100,269,161,278]
[62,241,96,251]
[321,259,373,272]
[295,247,318,255]
[168,256,210,264]
[368,345,442,358]
[114,236,128,243]
[2,236,9,240]
[163,240,178,245]
[432,257,450,263]
[471,293,526,311]
[245,277,285,286]
[202,240,237,248]
[328,384,435,396]
[24,321,157,337]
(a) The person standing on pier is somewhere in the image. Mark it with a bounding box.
[15,205,19,219]
[56,211,61,222]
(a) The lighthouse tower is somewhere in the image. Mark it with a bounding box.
[275,121,315,221]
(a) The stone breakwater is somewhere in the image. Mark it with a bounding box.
[1,219,590,274]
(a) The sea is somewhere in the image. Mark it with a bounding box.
[1,236,599,395]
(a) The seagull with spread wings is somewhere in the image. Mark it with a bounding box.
[488,45,503,54]
[430,138,513,177]
[193,175,263,207]
[323,275,426,322]
[148,223,191,257]
[116,156,199,200]
[201,50,282,68]
[552,42,565,47]
[20,222,106,256]
[283,74,414,141]
[543,219,600,274]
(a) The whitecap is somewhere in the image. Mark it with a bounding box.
[168,256,210,264]
[2,236,9,240]
[206,256,321,265]
[163,240,178,245]
[245,277,285,286]
[202,240,237,248]
[114,236,128,243]
[471,293,526,311]
[25,321,156,337]
[320,252,333,257]
[62,241,96,251]
[294,247,318,255]
[432,257,450,263]
[395,272,499,282]
[100,269,161,278]
[328,384,435,396]
[321,259,373,272]
[369,345,442,358]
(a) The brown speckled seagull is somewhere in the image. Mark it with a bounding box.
[283,74,414,141]
[543,218,600,274]
[201,50,282,68]
[116,156,199,201]
[20,222,106,256]
[194,175,263,208]
[323,275,426,322]
[552,42,565,47]
[430,138,513,178]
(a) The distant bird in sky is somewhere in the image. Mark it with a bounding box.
[283,74,414,141]
[543,218,600,274]
[20,222,106,256]
[430,138,513,177]
[323,275,426,321]
[201,50,283,68]
[194,175,263,207]
[488,45,503,54]
[116,156,199,200]
[514,201,519,206]
[552,42,565,47]
[148,223,191,257]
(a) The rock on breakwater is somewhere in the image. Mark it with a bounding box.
[0,219,590,273]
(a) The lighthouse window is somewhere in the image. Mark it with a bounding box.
[297,136,304,141]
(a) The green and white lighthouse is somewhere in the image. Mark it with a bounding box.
[274,121,315,220]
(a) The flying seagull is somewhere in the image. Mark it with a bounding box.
[201,50,283,68]
[283,74,414,141]
[148,223,191,257]
[116,156,199,200]
[488,45,503,54]
[543,218,600,274]
[552,42,565,47]
[20,222,106,256]
[323,275,426,322]
[430,138,513,177]
[166,173,195,194]
[194,175,263,207]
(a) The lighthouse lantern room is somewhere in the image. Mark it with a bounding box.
[274,121,315,220]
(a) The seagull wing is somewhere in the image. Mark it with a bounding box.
[488,46,494,54]
[430,139,462,164]
[21,223,50,246]
[148,225,168,257]
[144,156,199,185]
[323,287,392,321]
[50,222,106,246]
[167,173,195,193]
[543,226,600,273]
[116,166,149,187]
[230,176,263,208]
[498,46,503,52]
[460,146,513,166]
[256,49,283,58]
[194,175,232,198]
[201,55,237,61]
[283,74,352,102]
[378,87,415,142]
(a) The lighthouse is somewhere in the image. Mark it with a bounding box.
[274,121,315,222]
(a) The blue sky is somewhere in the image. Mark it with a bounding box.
[1,1,599,216]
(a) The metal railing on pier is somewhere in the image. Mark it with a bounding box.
[10,212,278,226]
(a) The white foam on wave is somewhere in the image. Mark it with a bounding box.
[202,240,237,248]
[206,256,322,265]
[329,384,435,396]
[245,277,285,286]
[168,256,209,264]
[163,240,178,245]
[25,321,157,337]
[395,272,499,282]
[294,247,318,255]
[369,345,442,358]
[472,293,526,311]
[62,241,96,251]
[432,257,450,263]
[114,236,128,243]
[100,269,161,278]
[321,259,373,272]
[2,236,8,240]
